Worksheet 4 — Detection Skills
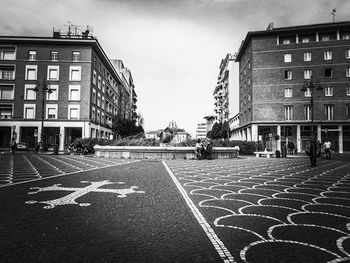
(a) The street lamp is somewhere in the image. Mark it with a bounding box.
[34,79,53,152]
[300,77,322,138]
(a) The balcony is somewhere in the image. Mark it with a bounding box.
[0,65,15,80]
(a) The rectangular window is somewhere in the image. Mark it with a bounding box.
[302,37,310,43]
[283,39,290,44]
[25,65,37,80]
[47,66,59,81]
[324,50,332,60]
[346,49,350,59]
[347,105,350,118]
[24,84,36,100]
[347,85,350,96]
[98,76,101,89]
[24,104,36,119]
[0,104,13,119]
[0,47,16,60]
[284,70,292,80]
[284,54,292,63]
[285,106,293,121]
[97,110,100,123]
[92,107,96,121]
[46,84,58,100]
[97,93,101,107]
[101,96,105,109]
[102,81,105,93]
[72,51,80,61]
[304,52,312,61]
[68,105,80,119]
[325,68,333,78]
[0,84,14,99]
[346,67,350,78]
[69,85,80,101]
[93,70,97,85]
[304,106,311,121]
[0,65,15,80]
[46,104,57,119]
[325,105,334,120]
[304,87,311,97]
[304,69,312,79]
[69,66,81,81]
[28,50,36,61]
[50,51,58,61]
[92,88,97,104]
[321,35,330,41]
[325,86,333,97]
[284,88,292,97]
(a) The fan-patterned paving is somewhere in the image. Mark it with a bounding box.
[166,158,350,263]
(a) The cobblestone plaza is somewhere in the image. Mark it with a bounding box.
[0,153,349,262]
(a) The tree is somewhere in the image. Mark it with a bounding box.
[112,114,144,139]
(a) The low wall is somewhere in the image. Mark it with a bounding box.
[94,145,238,159]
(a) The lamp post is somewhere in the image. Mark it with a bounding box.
[300,78,322,138]
[34,79,53,152]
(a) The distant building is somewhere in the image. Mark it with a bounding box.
[145,130,161,140]
[0,31,137,150]
[196,115,215,139]
[232,21,350,153]
[213,53,237,123]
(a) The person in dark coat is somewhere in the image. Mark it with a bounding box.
[309,137,319,167]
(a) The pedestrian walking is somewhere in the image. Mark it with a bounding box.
[323,140,332,159]
[10,138,17,155]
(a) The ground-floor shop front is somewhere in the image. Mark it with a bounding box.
[231,123,350,154]
[0,121,113,151]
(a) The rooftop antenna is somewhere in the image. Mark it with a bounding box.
[331,8,336,23]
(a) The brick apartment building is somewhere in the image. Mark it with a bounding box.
[232,21,350,153]
[0,31,137,150]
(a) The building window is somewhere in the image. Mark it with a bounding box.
[304,52,312,61]
[304,69,312,79]
[284,88,292,97]
[47,66,59,81]
[68,85,80,101]
[304,105,311,121]
[46,84,58,100]
[24,104,35,119]
[321,35,330,41]
[101,96,105,109]
[46,104,57,119]
[346,49,350,59]
[92,88,97,104]
[248,78,251,85]
[0,84,14,99]
[325,105,334,120]
[0,104,13,119]
[248,93,251,101]
[93,56,97,66]
[28,50,36,61]
[93,70,97,85]
[304,87,311,97]
[24,84,36,100]
[284,70,292,80]
[50,51,58,61]
[282,39,290,44]
[0,47,16,60]
[72,51,80,61]
[97,110,100,123]
[347,104,350,118]
[285,106,293,120]
[102,81,106,93]
[284,54,292,63]
[325,68,333,78]
[347,85,350,96]
[324,50,332,60]
[92,107,96,121]
[302,37,310,43]
[68,105,80,120]
[25,65,37,80]
[0,65,15,80]
[346,67,350,78]
[69,66,81,81]
[98,76,101,89]
[97,93,101,107]
[325,86,333,97]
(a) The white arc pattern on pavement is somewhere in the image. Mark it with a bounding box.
[26,180,145,209]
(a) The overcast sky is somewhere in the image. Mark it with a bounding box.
[1,0,349,136]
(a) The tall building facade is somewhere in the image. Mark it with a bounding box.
[213,53,236,123]
[232,21,350,153]
[0,32,137,150]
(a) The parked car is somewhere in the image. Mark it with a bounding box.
[16,142,29,151]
